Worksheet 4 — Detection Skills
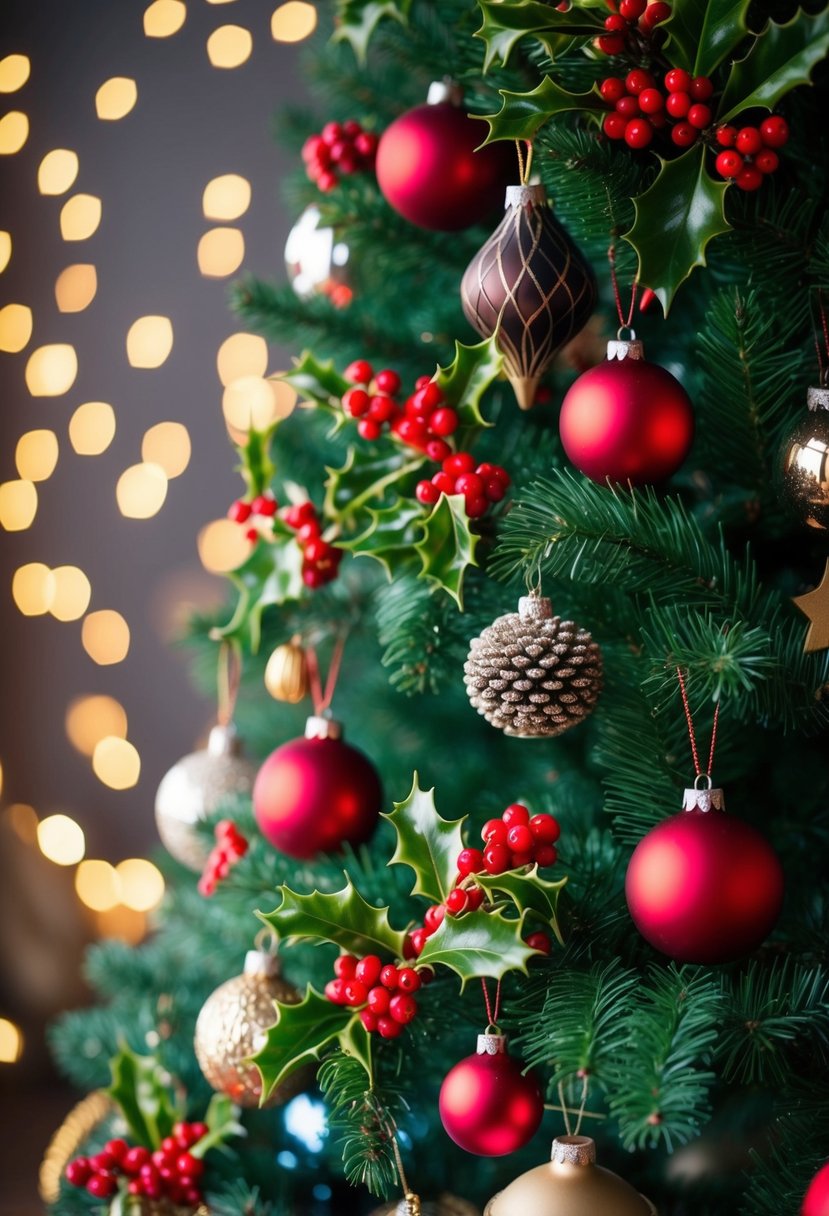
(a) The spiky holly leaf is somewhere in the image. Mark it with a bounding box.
[384,774,467,905]
[433,339,502,430]
[476,0,602,70]
[259,879,408,958]
[415,492,478,608]
[281,351,350,411]
[237,425,277,498]
[339,500,425,581]
[719,7,829,121]
[332,0,413,62]
[324,445,427,525]
[482,77,604,144]
[222,533,305,651]
[476,865,568,946]
[189,1094,245,1160]
[665,0,752,77]
[254,989,354,1100]
[107,1045,178,1149]
[624,146,730,314]
[417,908,536,988]
[340,1017,374,1081]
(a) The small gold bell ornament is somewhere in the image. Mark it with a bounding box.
[484,1135,656,1216]
[370,1193,480,1216]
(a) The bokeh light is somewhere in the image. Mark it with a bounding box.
[207,25,253,68]
[15,429,58,481]
[116,462,168,519]
[203,173,251,221]
[37,149,79,195]
[126,315,173,368]
[197,227,245,277]
[0,480,37,531]
[222,375,296,441]
[0,112,29,154]
[49,566,92,622]
[92,737,141,790]
[25,344,77,395]
[0,1019,23,1065]
[75,860,121,911]
[0,302,33,352]
[116,859,165,911]
[12,563,54,615]
[216,332,267,385]
[95,77,138,120]
[271,2,317,42]
[0,232,11,273]
[197,518,253,573]
[37,814,85,866]
[141,421,191,478]
[55,263,97,312]
[81,610,131,665]
[6,803,38,844]
[65,695,127,756]
[143,0,187,37]
[69,402,116,455]
[59,194,102,240]
[0,54,31,93]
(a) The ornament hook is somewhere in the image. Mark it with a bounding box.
[693,772,713,790]
[616,325,637,342]
[254,926,279,956]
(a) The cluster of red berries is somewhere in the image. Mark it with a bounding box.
[415,455,510,520]
[525,929,552,954]
[597,0,671,55]
[283,501,343,588]
[64,1123,208,1205]
[324,953,427,1038]
[601,67,714,150]
[458,804,561,879]
[228,492,278,544]
[342,360,459,451]
[712,115,789,191]
[198,819,248,897]
[302,120,378,193]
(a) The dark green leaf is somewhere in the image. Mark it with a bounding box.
[384,773,467,904]
[259,878,408,957]
[281,350,350,409]
[332,0,413,62]
[190,1094,245,1159]
[340,500,425,581]
[719,8,829,121]
[222,535,306,651]
[476,865,567,945]
[417,907,536,987]
[433,339,502,429]
[415,492,478,608]
[107,1045,178,1149]
[254,989,353,1099]
[476,0,602,70]
[324,445,427,525]
[665,0,752,77]
[482,77,604,145]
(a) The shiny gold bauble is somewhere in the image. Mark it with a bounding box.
[485,1136,656,1216]
[154,723,256,870]
[779,386,829,530]
[194,950,307,1108]
[264,639,309,703]
[370,1194,480,1216]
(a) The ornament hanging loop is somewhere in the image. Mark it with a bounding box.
[254,926,279,956]
[676,666,720,781]
[616,325,637,342]
[693,772,713,791]
[217,640,242,727]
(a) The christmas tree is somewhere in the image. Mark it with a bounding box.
[45,3,829,1215]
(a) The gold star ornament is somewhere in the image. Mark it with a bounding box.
[793,559,829,652]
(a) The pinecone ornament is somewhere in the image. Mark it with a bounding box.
[464,594,602,738]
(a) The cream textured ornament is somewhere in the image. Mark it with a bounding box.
[485,1136,656,1216]
[464,594,603,738]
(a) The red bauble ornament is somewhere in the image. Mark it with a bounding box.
[375,81,513,231]
[559,334,694,485]
[803,1162,829,1215]
[625,784,784,964]
[253,716,382,859]
[439,1032,543,1156]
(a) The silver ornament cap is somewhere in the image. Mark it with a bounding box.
[304,714,343,741]
[607,331,645,362]
[477,1032,507,1056]
[808,385,829,411]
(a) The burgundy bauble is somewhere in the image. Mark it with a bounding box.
[625,786,783,964]
[559,335,694,485]
[439,1033,543,1156]
[375,82,513,231]
[803,1162,829,1216]
[253,716,382,859]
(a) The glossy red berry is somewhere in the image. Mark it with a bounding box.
[603,113,628,140]
[454,472,485,498]
[507,824,534,853]
[368,394,396,423]
[689,75,713,100]
[122,1146,151,1174]
[325,979,348,1004]
[368,985,391,1014]
[715,149,743,179]
[431,471,455,495]
[65,1158,92,1187]
[344,979,368,1006]
[664,68,691,93]
[429,407,459,436]
[355,955,382,987]
[443,452,476,477]
[321,122,343,145]
[374,369,400,395]
[377,1015,402,1038]
[466,886,485,911]
[303,538,328,563]
[445,887,468,916]
[619,0,646,17]
[736,126,763,155]
[754,148,779,174]
[316,170,338,192]
[87,1174,118,1198]
[502,803,530,828]
[643,1,671,23]
[600,77,625,102]
[360,1009,378,1033]
[615,95,639,117]
[483,842,512,874]
[424,439,449,463]
[416,475,441,502]
[529,814,560,843]
[227,499,251,523]
[511,851,534,868]
[715,125,738,147]
[465,494,488,518]
[342,386,370,417]
[424,904,446,933]
[625,68,654,95]
[687,103,711,129]
[334,954,358,979]
[415,382,444,412]
[526,931,552,955]
[484,477,506,502]
[604,13,627,31]
[397,967,422,993]
[389,993,418,1024]
[90,1150,117,1172]
[735,165,763,191]
[533,843,558,867]
[285,502,316,529]
[597,33,625,53]
[482,818,508,844]
[190,1123,208,1142]
[671,122,697,147]
[357,418,382,441]
[759,115,789,148]
[344,359,373,384]
[624,118,653,148]
[665,91,690,118]
[457,847,484,876]
[354,131,378,158]
[177,1153,203,1178]
[410,928,429,955]
[637,87,664,113]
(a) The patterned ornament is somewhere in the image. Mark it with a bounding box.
[194,949,307,1108]
[370,1195,480,1216]
[464,594,603,738]
[485,1135,656,1216]
[264,638,309,703]
[155,723,256,871]
[439,1032,543,1156]
[460,184,597,410]
[285,203,352,308]
[779,384,829,529]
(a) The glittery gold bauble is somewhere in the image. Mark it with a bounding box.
[485,1136,655,1216]
[154,723,256,871]
[194,950,306,1108]
[370,1193,480,1216]
[779,385,829,530]
[464,594,603,738]
[265,639,309,703]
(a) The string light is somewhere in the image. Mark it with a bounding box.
[116,859,165,911]
[6,803,38,844]
[68,402,116,455]
[0,480,37,531]
[92,737,141,790]
[0,231,11,273]
[75,860,121,911]
[0,1019,23,1065]
[202,174,250,221]
[0,54,31,93]
[59,194,102,241]
[197,518,253,573]
[141,421,191,478]
[271,2,317,42]
[126,316,173,368]
[12,563,54,615]
[37,814,85,866]
[0,111,29,155]
[95,77,138,120]
[55,264,97,312]
[65,695,127,756]
[197,227,244,277]
[37,149,79,195]
[206,25,253,68]
[116,462,168,518]
[15,430,58,481]
[81,610,130,665]
[143,0,187,37]
[216,332,267,386]
[0,303,33,352]
[48,566,91,622]
[25,344,78,395]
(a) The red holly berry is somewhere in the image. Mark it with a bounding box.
[409,928,428,956]
[285,502,316,529]
[597,33,625,54]
[716,125,738,147]
[454,472,485,499]
[507,824,534,853]
[603,113,628,140]
[397,967,422,992]
[735,165,763,191]
[87,1174,118,1198]
[600,77,625,102]
[372,369,400,395]
[445,887,468,916]
[715,149,743,179]
[344,359,373,384]
[664,68,691,93]
[354,131,378,158]
[424,904,446,933]
[380,963,400,988]
[316,170,338,193]
[177,1152,203,1178]
[415,382,444,412]
[483,842,512,874]
[624,118,653,148]
[735,126,763,155]
[325,979,348,1004]
[625,68,654,95]
[389,993,418,1024]
[342,386,370,417]
[529,813,561,843]
[357,418,382,441]
[302,565,327,588]
[426,438,451,462]
[368,985,391,1014]
[416,480,440,506]
[643,1,671,24]
[443,452,476,477]
[360,1009,378,1032]
[90,1150,117,1172]
[671,122,697,148]
[123,1146,151,1174]
[457,847,485,876]
[638,87,664,113]
[377,1015,402,1038]
[297,520,322,543]
[466,886,485,911]
[526,931,552,955]
[533,843,558,867]
[65,1158,92,1187]
[689,75,713,100]
[665,91,690,118]
[344,979,368,1005]
[429,407,459,437]
[190,1123,209,1142]
[687,103,711,129]
[604,13,628,31]
[615,95,640,118]
[759,115,789,148]
[431,471,455,495]
[482,818,508,844]
[502,803,530,828]
[619,0,646,17]
[227,499,251,523]
[754,148,779,174]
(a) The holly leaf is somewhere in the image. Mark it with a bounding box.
[476,865,568,946]
[415,493,478,608]
[384,773,467,905]
[107,1045,178,1149]
[433,338,502,429]
[340,500,425,581]
[237,425,276,498]
[332,0,412,62]
[222,533,305,651]
[340,1017,374,1082]
[190,1094,245,1159]
[718,7,829,121]
[624,145,730,314]
[417,908,535,988]
[324,445,427,525]
[254,989,354,1100]
[281,351,349,410]
[482,77,605,144]
[665,0,752,77]
[259,878,408,958]
[476,0,602,70]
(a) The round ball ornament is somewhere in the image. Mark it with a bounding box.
[285,203,352,308]
[155,723,256,871]
[439,1032,543,1157]
[779,384,829,530]
[625,782,784,964]
[194,949,306,1108]
[375,81,513,232]
[253,715,382,858]
[371,1194,480,1216]
[803,1161,829,1216]
[485,1135,656,1216]
[464,593,603,738]
[559,332,694,484]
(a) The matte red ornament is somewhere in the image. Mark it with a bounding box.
[803,1161,829,1215]
[625,784,784,964]
[559,334,694,484]
[253,716,382,859]
[439,1032,543,1156]
[375,82,513,232]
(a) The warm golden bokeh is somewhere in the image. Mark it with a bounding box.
[202,173,251,221]
[0,111,29,155]
[0,1019,23,1065]
[116,462,169,519]
[15,429,58,481]
[222,375,297,440]
[59,194,102,241]
[75,860,121,912]
[206,25,253,68]
[143,0,187,37]
[37,149,79,195]
[95,77,138,120]
[92,737,141,790]
[0,302,33,352]
[0,231,11,273]
[0,54,31,93]
[216,332,268,386]
[25,344,78,396]
[116,858,165,912]
[65,695,128,756]
[197,227,245,277]
[81,610,131,665]
[126,315,174,368]
[55,263,97,312]
[0,480,38,531]
[49,566,92,622]
[271,2,317,42]
[37,814,86,866]
[141,421,191,478]
[68,402,116,456]
[12,563,54,616]
[6,803,39,844]
[197,518,253,573]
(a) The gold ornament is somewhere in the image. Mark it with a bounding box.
[370,1195,480,1216]
[154,723,256,870]
[39,1091,114,1202]
[265,638,309,703]
[779,385,829,529]
[485,1136,656,1216]
[194,949,307,1108]
[793,558,829,653]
